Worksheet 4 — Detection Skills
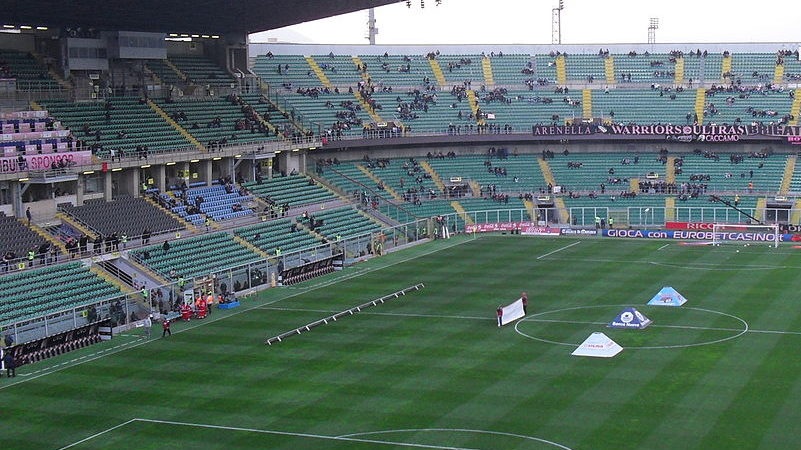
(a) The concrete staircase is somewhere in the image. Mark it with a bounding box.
[232,235,271,259]
[694,88,706,124]
[790,88,801,126]
[582,89,592,120]
[555,55,567,85]
[780,155,797,194]
[23,220,69,254]
[666,156,676,184]
[665,197,676,222]
[304,56,333,89]
[356,164,404,202]
[90,264,134,294]
[721,54,732,83]
[674,57,685,85]
[629,178,639,192]
[554,197,570,223]
[604,57,615,85]
[450,201,474,225]
[30,100,43,111]
[354,90,384,124]
[466,90,485,125]
[428,58,447,87]
[538,157,557,187]
[142,63,163,86]
[165,59,188,82]
[420,160,446,194]
[792,199,801,225]
[481,56,495,87]
[55,212,95,237]
[754,197,767,222]
[523,199,536,220]
[142,196,199,234]
[147,100,207,151]
[468,180,482,197]
[773,63,785,86]
[352,56,370,83]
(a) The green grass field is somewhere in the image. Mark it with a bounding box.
[4,235,801,449]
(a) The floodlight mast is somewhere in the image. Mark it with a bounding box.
[367,8,377,45]
[552,0,564,45]
[648,17,659,45]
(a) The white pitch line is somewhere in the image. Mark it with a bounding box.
[132,418,480,450]
[0,236,476,391]
[537,241,581,260]
[657,243,670,251]
[57,418,139,450]
[260,306,801,337]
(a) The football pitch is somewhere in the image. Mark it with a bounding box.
[4,235,801,449]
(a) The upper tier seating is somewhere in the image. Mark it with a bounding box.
[61,197,184,237]
[169,55,235,88]
[132,232,263,279]
[243,175,337,208]
[0,262,121,326]
[156,96,277,146]
[316,160,380,198]
[366,157,441,200]
[39,97,193,157]
[0,50,62,91]
[145,59,182,86]
[0,213,48,259]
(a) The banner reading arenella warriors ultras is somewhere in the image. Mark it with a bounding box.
[530,124,801,142]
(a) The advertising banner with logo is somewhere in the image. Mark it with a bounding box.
[560,228,599,236]
[530,124,801,144]
[601,228,799,242]
[0,151,91,174]
[465,222,561,235]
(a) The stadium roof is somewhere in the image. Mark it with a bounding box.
[2,0,403,35]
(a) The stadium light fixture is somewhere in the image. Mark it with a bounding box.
[180,34,189,37]
[36,26,48,31]
[112,168,123,172]
[291,148,300,152]
[308,147,317,150]
[18,177,29,182]
[19,25,32,30]
[234,154,242,158]
[140,164,151,168]
[166,162,176,165]
[2,25,14,29]
[212,157,222,160]
[190,159,200,163]
[169,33,179,37]
[211,35,220,39]
[82,171,95,175]
[274,150,282,154]
[191,34,200,38]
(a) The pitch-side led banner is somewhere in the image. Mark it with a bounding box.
[602,229,799,242]
[665,222,750,231]
[465,222,560,235]
[500,299,526,326]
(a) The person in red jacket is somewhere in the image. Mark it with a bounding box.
[162,319,171,337]
[496,306,503,327]
[521,292,528,314]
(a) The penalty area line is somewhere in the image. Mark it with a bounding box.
[537,241,581,260]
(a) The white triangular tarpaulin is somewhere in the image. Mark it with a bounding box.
[571,332,623,358]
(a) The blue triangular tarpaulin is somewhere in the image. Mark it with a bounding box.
[608,307,652,329]
[647,287,687,306]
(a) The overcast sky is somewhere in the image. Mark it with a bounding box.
[250,0,801,45]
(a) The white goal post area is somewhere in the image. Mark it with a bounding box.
[712,223,780,248]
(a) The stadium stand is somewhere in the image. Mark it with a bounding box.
[131,232,263,278]
[427,153,548,194]
[0,49,62,91]
[155,96,276,146]
[145,58,183,86]
[168,55,235,88]
[242,175,337,208]
[39,97,193,157]
[298,206,381,240]
[162,184,254,225]
[548,152,667,192]
[60,197,185,237]
[234,218,321,255]
[0,213,48,262]
[0,262,122,326]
